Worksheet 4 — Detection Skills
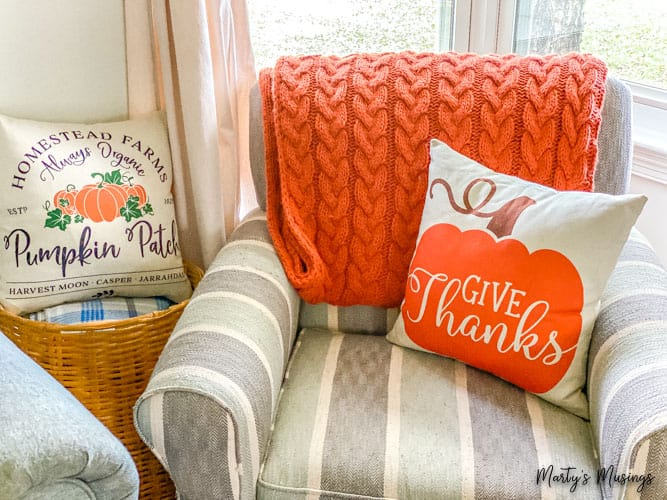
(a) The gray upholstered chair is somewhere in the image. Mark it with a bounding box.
[135,74,667,499]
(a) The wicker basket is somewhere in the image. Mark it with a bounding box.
[0,261,204,500]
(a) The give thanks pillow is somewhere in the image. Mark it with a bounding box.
[387,139,646,418]
[0,112,192,315]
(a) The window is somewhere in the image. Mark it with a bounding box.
[247,0,667,180]
[507,0,667,182]
[247,0,447,70]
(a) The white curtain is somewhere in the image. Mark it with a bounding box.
[124,0,257,269]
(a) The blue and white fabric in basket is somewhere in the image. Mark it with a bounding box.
[28,297,174,324]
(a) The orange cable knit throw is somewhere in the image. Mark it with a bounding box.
[260,52,608,307]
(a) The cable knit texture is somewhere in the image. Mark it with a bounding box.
[261,51,608,307]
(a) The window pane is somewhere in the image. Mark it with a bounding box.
[247,0,452,70]
[513,0,667,89]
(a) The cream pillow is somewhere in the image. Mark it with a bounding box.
[0,112,191,314]
[387,139,646,418]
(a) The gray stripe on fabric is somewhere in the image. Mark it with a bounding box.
[154,332,272,454]
[599,368,667,498]
[163,392,234,500]
[230,219,273,244]
[643,433,667,500]
[594,76,631,196]
[338,305,389,335]
[198,268,292,359]
[590,294,667,358]
[320,334,393,497]
[617,239,663,266]
[466,367,541,500]
[299,303,392,335]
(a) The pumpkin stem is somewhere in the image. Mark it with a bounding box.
[66,183,77,192]
[91,172,105,188]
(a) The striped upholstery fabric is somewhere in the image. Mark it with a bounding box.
[259,328,602,499]
[299,303,399,335]
[134,209,300,500]
[588,229,667,499]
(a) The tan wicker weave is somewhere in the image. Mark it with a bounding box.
[0,261,204,500]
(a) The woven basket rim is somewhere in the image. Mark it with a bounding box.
[0,260,203,332]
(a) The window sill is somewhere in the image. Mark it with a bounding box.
[627,81,667,184]
[633,142,667,185]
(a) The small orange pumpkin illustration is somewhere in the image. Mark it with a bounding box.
[75,175,128,222]
[53,184,78,215]
[122,183,148,207]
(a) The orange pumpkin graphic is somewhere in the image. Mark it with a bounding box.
[122,183,148,207]
[75,181,128,222]
[402,223,584,393]
[53,185,78,215]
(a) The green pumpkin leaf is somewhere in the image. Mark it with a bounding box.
[103,169,123,185]
[120,197,142,222]
[58,199,70,208]
[74,215,84,223]
[44,208,71,231]
[142,202,154,215]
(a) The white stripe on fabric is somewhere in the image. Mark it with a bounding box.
[239,212,268,225]
[207,263,295,335]
[149,365,261,481]
[149,392,168,468]
[600,289,667,311]
[384,346,403,498]
[598,361,667,445]
[306,334,344,500]
[327,304,339,331]
[589,320,667,396]
[454,362,475,499]
[526,395,556,500]
[190,291,285,361]
[626,231,651,246]
[612,260,666,275]
[227,412,241,500]
[167,323,277,402]
[222,239,276,255]
[618,411,667,500]
[284,338,302,382]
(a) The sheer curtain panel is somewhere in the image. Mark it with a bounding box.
[125,0,256,269]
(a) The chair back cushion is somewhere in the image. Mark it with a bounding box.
[250,75,632,208]
[249,63,633,335]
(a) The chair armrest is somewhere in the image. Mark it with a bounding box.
[0,332,139,500]
[588,229,667,498]
[134,209,300,500]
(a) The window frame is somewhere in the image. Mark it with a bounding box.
[452,0,667,184]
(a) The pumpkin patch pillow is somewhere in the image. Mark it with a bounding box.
[386,139,646,418]
[0,111,192,314]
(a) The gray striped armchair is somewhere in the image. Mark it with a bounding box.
[135,76,667,499]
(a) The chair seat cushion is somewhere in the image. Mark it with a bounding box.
[259,328,601,499]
